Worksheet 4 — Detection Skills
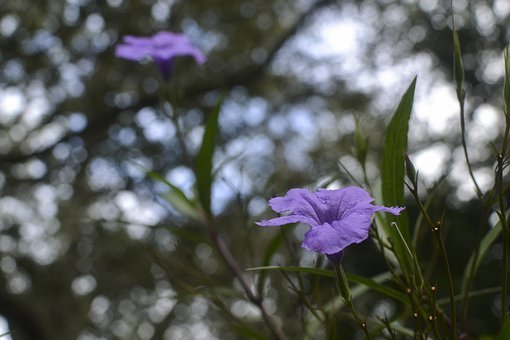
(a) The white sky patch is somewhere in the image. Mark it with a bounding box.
[455,165,494,202]
[411,144,450,185]
[273,6,369,85]
[0,316,12,340]
[480,50,505,83]
[0,87,26,124]
[71,275,97,296]
[494,0,510,18]
[114,191,166,226]
[165,166,195,197]
[470,103,500,138]
[211,180,235,214]
[312,16,362,57]
[414,82,459,136]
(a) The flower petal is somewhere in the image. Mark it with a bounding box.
[115,31,206,79]
[302,221,369,255]
[122,35,153,46]
[316,186,374,221]
[152,45,206,64]
[330,212,372,239]
[268,188,324,225]
[256,214,316,227]
[317,186,373,205]
[374,205,405,215]
[151,31,182,45]
[257,186,406,256]
[115,44,151,60]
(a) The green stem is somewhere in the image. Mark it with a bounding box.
[332,261,371,339]
[408,186,456,338]
[460,206,490,331]
[204,216,288,340]
[458,99,483,198]
[502,227,509,324]
[162,84,192,166]
[497,103,510,326]
[499,156,509,325]
[433,229,457,339]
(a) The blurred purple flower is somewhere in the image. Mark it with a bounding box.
[115,31,206,80]
[257,187,404,257]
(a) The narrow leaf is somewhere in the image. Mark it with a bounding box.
[246,265,333,277]
[146,170,191,203]
[498,317,510,340]
[347,272,407,304]
[453,30,465,100]
[146,170,200,220]
[381,76,416,238]
[195,101,222,216]
[304,271,398,336]
[461,221,503,297]
[504,47,510,114]
[229,324,267,340]
[257,230,287,295]
[354,116,369,166]
[247,266,406,303]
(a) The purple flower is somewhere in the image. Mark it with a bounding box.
[257,187,404,256]
[115,31,206,80]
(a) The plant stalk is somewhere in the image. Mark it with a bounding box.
[332,261,371,339]
[204,216,288,340]
[433,230,457,339]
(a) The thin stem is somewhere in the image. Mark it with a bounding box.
[458,99,483,198]
[407,185,456,338]
[503,228,509,325]
[451,0,483,199]
[497,93,510,326]
[332,261,371,339]
[204,216,288,340]
[497,168,508,326]
[433,229,457,340]
[162,85,193,166]
[460,205,490,331]
[279,268,325,324]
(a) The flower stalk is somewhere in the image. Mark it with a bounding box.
[500,47,510,326]
[451,14,482,199]
[332,260,371,339]
[497,127,510,326]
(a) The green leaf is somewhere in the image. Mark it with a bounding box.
[247,266,406,303]
[229,325,267,340]
[354,116,369,167]
[303,270,398,337]
[453,30,465,100]
[381,76,416,236]
[162,190,200,221]
[380,77,416,278]
[195,100,222,216]
[498,316,510,340]
[246,265,334,277]
[145,170,201,221]
[256,230,287,295]
[461,221,503,298]
[504,46,510,114]
[346,272,407,304]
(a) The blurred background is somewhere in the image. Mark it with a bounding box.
[0,0,509,338]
